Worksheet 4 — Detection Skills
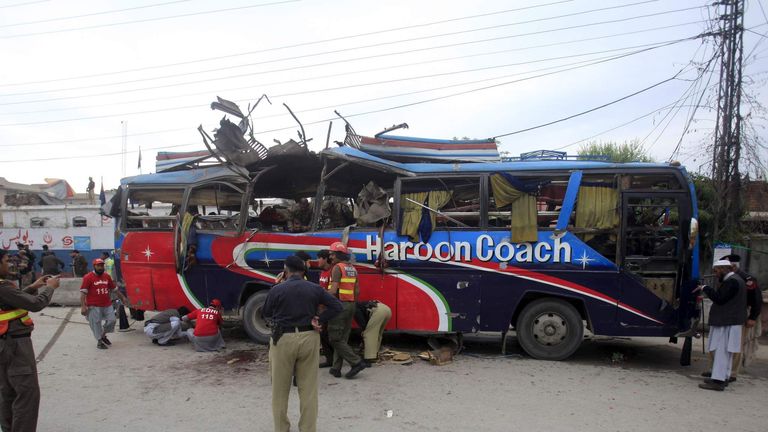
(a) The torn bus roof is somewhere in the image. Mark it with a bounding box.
[358,134,500,163]
[323,145,677,175]
[120,164,249,186]
[155,150,218,172]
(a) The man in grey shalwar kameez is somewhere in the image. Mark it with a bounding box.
[143,307,190,346]
[698,259,747,391]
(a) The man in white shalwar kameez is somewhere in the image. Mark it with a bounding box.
[698,260,747,391]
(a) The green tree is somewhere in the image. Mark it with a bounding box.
[577,139,654,163]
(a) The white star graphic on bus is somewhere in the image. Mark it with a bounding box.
[143,246,154,261]
[575,251,595,269]
[262,252,272,267]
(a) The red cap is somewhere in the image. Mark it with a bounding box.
[92,258,105,266]
[330,242,349,254]
[211,298,222,308]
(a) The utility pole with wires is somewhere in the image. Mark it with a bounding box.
[711,0,745,242]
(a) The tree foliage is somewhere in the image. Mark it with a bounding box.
[577,140,654,163]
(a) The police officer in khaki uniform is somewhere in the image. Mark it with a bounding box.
[263,255,342,432]
[0,249,60,432]
[326,242,368,379]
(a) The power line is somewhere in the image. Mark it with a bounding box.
[2,20,706,117]
[0,11,711,107]
[0,0,48,9]
[0,51,640,148]
[492,70,684,139]
[668,57,719,160]
[552,100,693,151]
[553,46,717,151]
[639,49,709,149]
[0,0,300,39]
[0,2,703,97]
[1,42,690,157]
[0,38,697,127]
[0,0,191,28]
[0,0,574,87]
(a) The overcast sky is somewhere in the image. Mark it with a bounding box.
[1,0,767,193]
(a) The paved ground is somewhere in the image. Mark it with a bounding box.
[32,306,767,432]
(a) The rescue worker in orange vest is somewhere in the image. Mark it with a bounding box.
[326,242,368,379]
[316,250,334,367]
[0,249,60,432]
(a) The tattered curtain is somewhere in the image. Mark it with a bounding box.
[490,174,538,243]
[574,185,619,240]
[400,190,452,242]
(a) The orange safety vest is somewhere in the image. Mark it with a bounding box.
[333,263,357,302]
[0,309,33,335]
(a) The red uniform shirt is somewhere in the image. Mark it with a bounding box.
[319,269,331,290]
[80,272,116,307]
[186,307,222,337]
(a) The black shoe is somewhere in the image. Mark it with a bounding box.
[345,361,368,379]
[699,379,725,391]
[700,371,711,378]
[97,341,109,350]
[152,339,159,345]
[728,376,737,383]
[101,336,112,346]
[329,368,341,378]
[319,360,332,368]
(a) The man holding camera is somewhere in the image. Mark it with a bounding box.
[0,249,60,431]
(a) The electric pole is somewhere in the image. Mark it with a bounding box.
[711,0,745,242]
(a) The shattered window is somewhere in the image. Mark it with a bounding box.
[124,188,184,231]
[398,177,480,242]
[572,174,620,264]
[316,196,354,231]
[622,174,683,190]
[187,182,245,232]
[246,196,297,232]
[488,174,568,233]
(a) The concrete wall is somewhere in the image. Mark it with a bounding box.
[0,205,114,252]
[52,277,83,306]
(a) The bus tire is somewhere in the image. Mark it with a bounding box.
[516,298,584,361]
[242,290,271,344]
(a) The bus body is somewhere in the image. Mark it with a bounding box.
[110,144,700,360]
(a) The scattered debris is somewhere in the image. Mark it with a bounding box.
[227,358,241,365]
[386,410,394,418]
[379,349,413,365]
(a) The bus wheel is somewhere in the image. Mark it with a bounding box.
[516,298,584,361]
[242,291,271,344]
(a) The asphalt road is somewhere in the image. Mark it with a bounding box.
[32,307,767,432]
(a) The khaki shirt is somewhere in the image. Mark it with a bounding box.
[0,279,54,336]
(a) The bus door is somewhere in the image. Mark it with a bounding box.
[177,180,249,307]
[618,193,689,328]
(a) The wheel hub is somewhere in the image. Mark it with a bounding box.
[531,312,567,346]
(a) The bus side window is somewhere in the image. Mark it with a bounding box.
[571,175,620,263]
[124,188,184,231]
[399,177,480,242]
[188,182,246,231]
[487,174,568,242]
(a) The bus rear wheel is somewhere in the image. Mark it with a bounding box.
[516,298,584,361]
[242,291,271,344]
